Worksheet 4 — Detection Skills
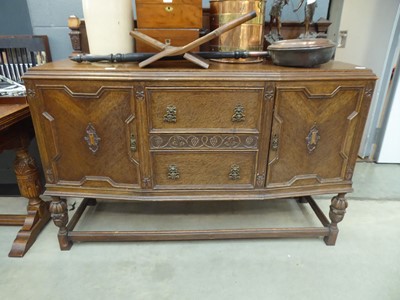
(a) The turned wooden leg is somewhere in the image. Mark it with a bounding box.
[50,196,73,250]
[324,193,348,246]
[8,147,51,257]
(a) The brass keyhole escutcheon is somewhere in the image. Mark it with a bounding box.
[165,6,173,12]
[306,123,320,153]
[84,123,101,154]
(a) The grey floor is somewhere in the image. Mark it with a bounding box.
[0,162,399,300]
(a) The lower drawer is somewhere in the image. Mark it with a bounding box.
[152,152,256,189]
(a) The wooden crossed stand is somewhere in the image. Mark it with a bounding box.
[129,11,257,68]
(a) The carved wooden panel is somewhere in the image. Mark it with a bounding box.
[36,82,140,188]
[152,152,256,188]
[147,86,263,132]
[150,134,258,150]
[266,82,366,188]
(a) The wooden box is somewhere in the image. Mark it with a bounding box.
[135,28,199,52]
[135,0,202,28]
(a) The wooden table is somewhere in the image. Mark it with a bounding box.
[0,98,50,257]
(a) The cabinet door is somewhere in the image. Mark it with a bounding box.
[266,81,369,188]
[34,81,140,189]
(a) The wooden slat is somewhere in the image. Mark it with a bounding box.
[305,196,331,227]
[69,227,330,242]
[67,198,97,231]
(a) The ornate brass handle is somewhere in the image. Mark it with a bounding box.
[164,105,177,123]
[130,134,137,152]
[229,164,240,180]
[167,164,180,180]
[232,104,245,122]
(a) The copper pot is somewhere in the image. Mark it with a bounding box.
[210,0,267,63]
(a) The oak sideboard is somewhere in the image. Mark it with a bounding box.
[23,59,376,249]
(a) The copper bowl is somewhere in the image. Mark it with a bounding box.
[267,39,336,67]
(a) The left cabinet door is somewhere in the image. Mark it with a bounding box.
[29,81,140,189]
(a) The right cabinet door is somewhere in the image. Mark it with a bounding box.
[266,81,371,188]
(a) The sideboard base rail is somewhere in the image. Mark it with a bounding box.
[49,195,345,250]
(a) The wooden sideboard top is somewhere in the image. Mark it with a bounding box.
[23,59,377,81]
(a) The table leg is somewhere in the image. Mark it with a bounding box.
[324,193,348,246]
[8,147,51,257]
[50,196,73,250]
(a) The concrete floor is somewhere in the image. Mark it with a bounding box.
[0,162,399,300]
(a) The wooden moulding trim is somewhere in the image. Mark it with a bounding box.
[68,227,330,242]
[22,72,377,82]
[44,186,353,201]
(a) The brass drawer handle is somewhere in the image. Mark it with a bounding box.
[167,164,180,180]
[165,6,173,12]
[232,104,245,122]
[164,105,177,123]
[229,164,240,180]
[130,134,137,152]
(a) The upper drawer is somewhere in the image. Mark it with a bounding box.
[147,87,263,132]
[135,0,202,28]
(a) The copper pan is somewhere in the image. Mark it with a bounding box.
[267,39,336,67]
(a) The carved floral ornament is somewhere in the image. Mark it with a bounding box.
[365,87,373,98]
[264,84,275,101]
[27,88,36,98]
[256,173,265,187]
[150,134,258,149]
[135,85,145,101]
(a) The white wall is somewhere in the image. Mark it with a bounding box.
[334,0,400,158]
[378,65,400,163]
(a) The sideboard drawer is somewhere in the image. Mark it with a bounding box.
[152,152,256,188]
[147,87,263,132]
